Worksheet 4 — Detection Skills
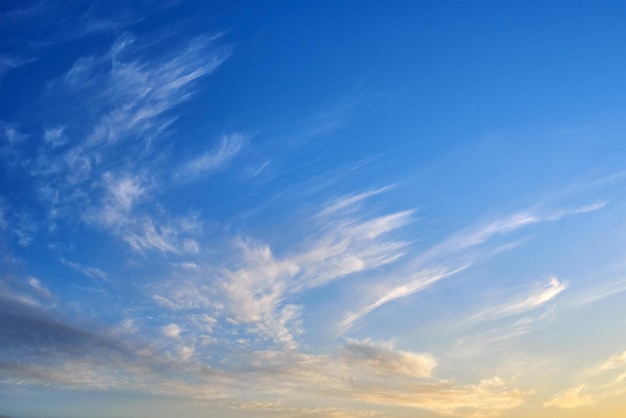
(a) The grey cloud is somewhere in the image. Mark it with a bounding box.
[0,296,131,362]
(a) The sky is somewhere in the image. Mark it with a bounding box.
[2,1,626,417]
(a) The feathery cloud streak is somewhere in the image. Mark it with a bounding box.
[338,203,603,333]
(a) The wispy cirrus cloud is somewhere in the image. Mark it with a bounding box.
[338,265,469,334]
[338,202,606,333]
[0,54,36,80]
[317,186,396,217]
[450,307,558,359]
[84,172,148,228]
[61,258,110,281]
[177,133,246,179]
[123,217,198,254]
[27,277,51,298]
[42,125,68,147]
[218,202,413,346]
[543,349,626,410]
[466,275,567,324]
[4,32,231,255]
[591,350,626,376]
[418,201,608,264]
[544,385,594,409]
[566,277,626,308]
[0,122,27,145]
[68,34,231,149]
[148,187,414,347]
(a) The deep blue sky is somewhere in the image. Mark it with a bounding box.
[2,1,626,417]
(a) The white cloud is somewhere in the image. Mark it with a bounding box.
[341,339,437,378]
[178,133,246,178]
[544,385,594,409]
[352,378,526,417]
[451,312,554,358]
[63,56,96,87]
[11,210,38,247]
[338,265,469,334]
[593,350,626,375]
[43,126,68,147]
[420,202,607,264]
[543,350,626,410]
[179,345,195,361]
[183,239,200,253]
[124,218,178,254]
[244,347,526,418]
[567,278,626,307]
[62,147,92,184]
[163,323,182,338]
[81,35,231,148]
[245,159,271,177]
[17,33,231,258]
[337,202,604,333]
[221,239,300,342]
[0,54,36,78]
[467,276,567,323]
[27,277,51,298]
[190,314,217,334]
[106,173,145,212]
[0,121,27,144]
[61,258,109,281]
[423,202,607,258]
[86,173,147,229]
[216,206,413,345]
[317,186,396,217]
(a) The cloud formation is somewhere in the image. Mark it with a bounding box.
[340,339,437,378]
[178,133,246,179]
[544,385,594,409]
[467,275,568,323]
[2,4,624,417]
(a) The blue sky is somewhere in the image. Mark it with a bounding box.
[2,1,626,417]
